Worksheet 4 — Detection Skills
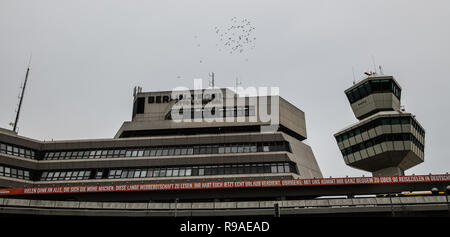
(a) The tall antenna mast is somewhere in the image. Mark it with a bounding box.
[352,67,356,85]
[209,72,215,88]
[12,54,32,133]
[371,55,377,75]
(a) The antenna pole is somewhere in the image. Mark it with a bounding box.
[209,72,215,88]
[352,67,356,84]
[13,57,31,133]
[371,55,377,74]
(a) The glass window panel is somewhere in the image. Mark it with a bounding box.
[352,88,361,101]
[46,172,53,180]
[198,168,204,176]
[59,171,66,178]
[173,168,179,177]
[401,117,410,124]
[120,170,127,178]
[161,149,168,156]
[187,148,194,155]
[134,170,141,178]
[174,148,181,155]
[159,169,166,177]
[271,165,277,173]
[391,118,400,125]
[284,164,290,173]
[218,146,225,154]
[153,169,160,177]
[155,149,162,156]
[237,145,244,153]
[179,168,185,176]
[13,147,19,155]
[225,146,231,153]
[168,148,175,156]
[185,168,192,176]
[181,148,187,155]
[231,145,238,153]
[140,170,147,178]
[124,170,132,178]
[277,164,285,173]
[6,145,13,154]
[166,169,173,177]
[149,149,157,156]
[243,145,250,153]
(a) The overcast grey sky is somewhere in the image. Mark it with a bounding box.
[1,0,449,178]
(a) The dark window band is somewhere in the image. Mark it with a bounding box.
[38,162,297,181]
[43,141,290,161]
[0,164,31,180]
[346,79,401,104]
[340,133,424,156]
[335,116,425,143]
[0,142,36,160]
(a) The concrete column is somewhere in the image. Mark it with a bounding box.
[372,167,404,177]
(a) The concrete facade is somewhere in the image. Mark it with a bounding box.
[0,88,323,198]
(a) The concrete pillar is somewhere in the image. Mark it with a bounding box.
[372,167,404,177]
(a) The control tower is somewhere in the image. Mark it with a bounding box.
[334,73,425,176]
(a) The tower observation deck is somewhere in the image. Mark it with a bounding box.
[334,74,425,176]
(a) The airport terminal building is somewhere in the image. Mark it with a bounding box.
[0,83,449,217]
[0,88,324,201]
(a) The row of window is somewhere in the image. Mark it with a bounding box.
[43,142,289,161]
[0,142,36,160]
[38,163,295,181]
[107,163,295,179]
[41,170,91,181]
[335,116,425,143]
[346,79,401,104]
[340,133,425,156]
[0,165,31,180]
[165,106,256,120]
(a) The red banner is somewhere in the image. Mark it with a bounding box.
[0,174,449,196]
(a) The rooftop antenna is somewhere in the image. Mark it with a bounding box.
[352,67,356,85]
[209,72,215,88]
[371,55,377,75]
[12,53,32,133]
[378,65,384,75]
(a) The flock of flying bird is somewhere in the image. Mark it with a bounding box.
[214,17,256,55]
[195,17,256,64]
